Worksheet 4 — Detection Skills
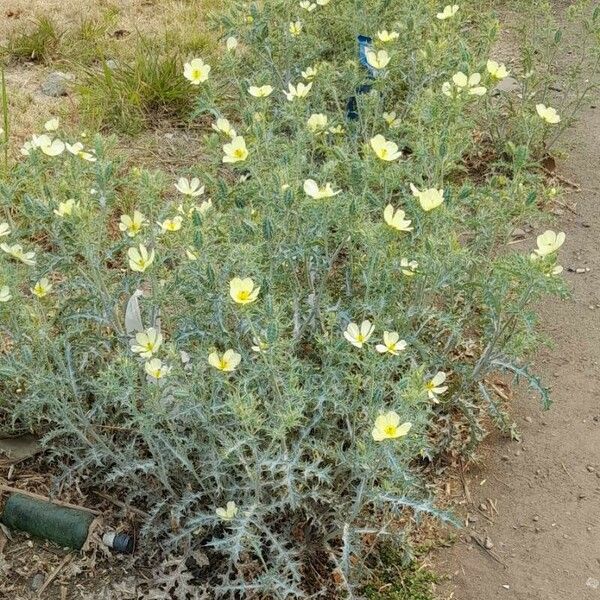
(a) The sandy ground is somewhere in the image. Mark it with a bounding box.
[434,6,600,599]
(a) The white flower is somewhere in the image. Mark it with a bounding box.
[131,327,163,358]
[53,199,79,217]
[183,58,211,84]
[306,113,328,133]
[44,117,59,131]
[1,243,36,265]
[0,222,10,237]
[365,49,391,70]
[384,204,413,232]
[533,230,565,257]
[377,30,400,42]
[436,4,459,20]
[145,358,171,380]
[248,85,274,97]
[284,81,312,101]
[226,36,238,51]
[66,142,96,161]
[375,331,407,355]
[0,285,11,302]
[410,183,445,211]
[175,177,205,197]
[536,104,561,124]
[303,179,341,199]
[32,134,65,156]
[344,320,375,348]
[212,117,236,138]
[425,371,448,401]
[119,211,147,237]
[216,501,238,521]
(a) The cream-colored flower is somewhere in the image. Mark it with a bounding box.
[329,124,345,134]
[375,331,407,355]
[197,199,213,215]
[410,183,445,211]
[31,277,52,298]
[301,66,318,81]
[145,358,171,380]
[436,4,459,19]
[66,142,96,162]
[1,243,36,265]
[119,211,147,237]
[303,179,341,199]
[212,117,236,138]
[400,258,418,276]
[383,111,401,128]
[53,199,79,217]
[0,222,11,237]
[533,230,565,257]
[223,136,248,163]
[444,72,486,96]
[183,58,211,84]
[486,60,509,80]
[307,113,328,133]
[284,81,312,101]
[251,336,268,353]
[208,349,242,372]
[216,500,238,521]
[185,248,199,261]
[44,117,59,132]
[248,85,274,98]
[128,244,155,273]
[175,177,205,197]
[370,134,402,161]
[377,30,400,42]
[343,320,375,348]
[425,371,448,401]
[289,21,303,36]
[131,327,163,358]
[229,277,260,305]
[372,411,412,441]
[365,49,391,70]
[226,36,238,51]
[32,134,65,156]
[158,216,183,232]
[300,0,316,11]
[384,204,413,232]
[536,104,561,124]
[0,285,11,302]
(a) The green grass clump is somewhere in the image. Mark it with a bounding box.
[78,38,198,133]
[1,17,61,63]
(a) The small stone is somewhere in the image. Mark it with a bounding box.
[502,584,510,590]
[479,502,488,511]
[586,577,600,590]
[525,416,532,423]
[30,573,45,591]
[41,71,72,97]
[501,455,510,461]
[105,59,120,70]
[587,465,596,473]
[484,536,494,549]
[533,515,539,522]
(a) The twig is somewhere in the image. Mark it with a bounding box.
[37,554,72,596]
[469,534,507,567]
[561,461,575,483]
[93,490,149,519]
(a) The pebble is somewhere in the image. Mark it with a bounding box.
[484,536,494,549]
[525,416,532,423]
[587,465,596,473]
[30,573,45,591]
[41,71,72,97]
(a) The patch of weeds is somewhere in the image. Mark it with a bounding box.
[78,37,196,134]
[1,17,61,63]
[364,546,437,600]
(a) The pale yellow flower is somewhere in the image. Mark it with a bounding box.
[344,320,375,348]
[375,331,407,355]
[229,277,260,305]
[425,371,448,401]
[208,349,241,372]
[372,411,412,441]
[226,36,238,51]
[53,199,79,217]
[248,85,274,98]
[307,113,328,133]
[410,183,445,211]
[0,285,11,302]
[377,30,400,42]
[400,258,418,276]
[300,0,317,10]
[0,222,11,237]
[486,60,509,80]
[32,134,65,156]
[128,244,155,273]
[370,134,402,161]
[289,21,303,36]
[158,216,183,232]
[303,179,341,199]
[145,358,171,380]
[223,136,248,163]
[533,230,565,257]
[1,243,36,266]
[443,72,486,96]
[66,142,96,162]
[212,118,236,138]
[316,0,330,4]
[329,124,345,134]
[301,66,318,80]
[383,111,401,128]
[284,81,312,101]
[436,4,459,19]
[175,177,204,197]
[44,117,59,132]
[31,277,52,298]
[251,336,268,353]
[183,58,211,84]
[197,199,213,215]
[131,327,163,358]
[216,501,238,521]
[119,211,147,237]
[365,49,390,70]
[536,104,561,124]
[384,204,413,232]
[185,248,199,261]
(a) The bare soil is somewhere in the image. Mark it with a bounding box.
[434,10,600,600]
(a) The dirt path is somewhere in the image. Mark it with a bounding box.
[435,19,600,600]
